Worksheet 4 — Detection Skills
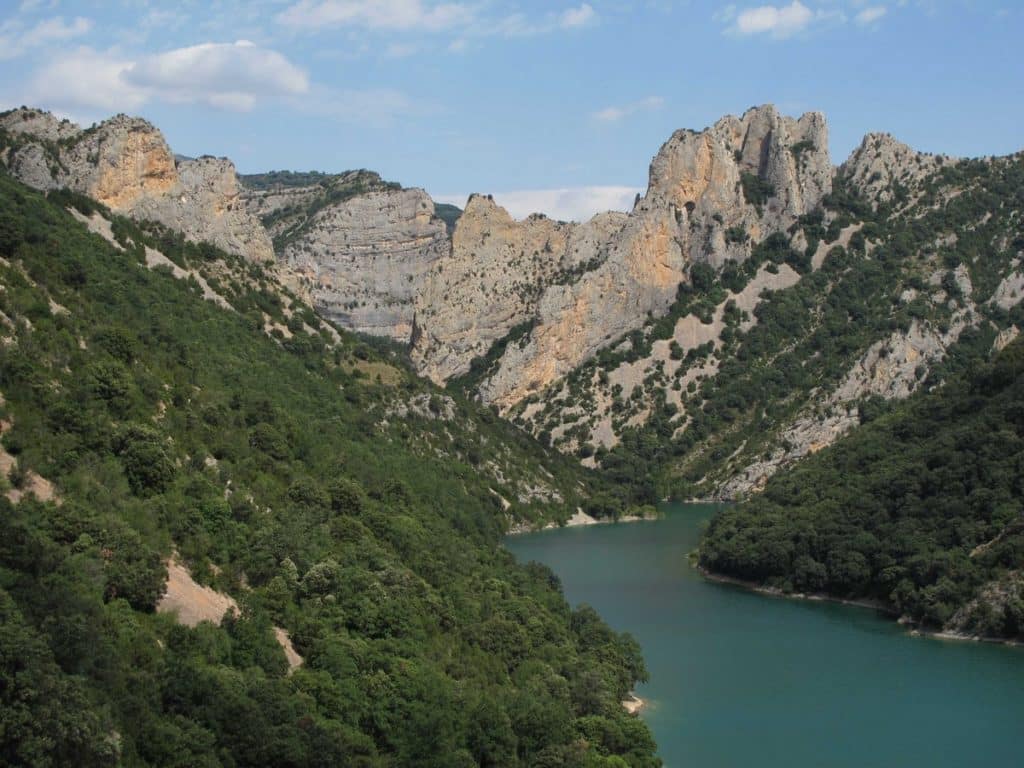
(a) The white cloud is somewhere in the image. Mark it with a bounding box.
[560,4,596,28]
[855,6,887,24]
[20,41,309,115]
[722,1,889,38]
[0,15,92,60]
[435,186,643,223]
[593,96,663,122]
[124,40,309,110]
[277,0,475,31]
[728,1,814,38]
[24,48,147,114]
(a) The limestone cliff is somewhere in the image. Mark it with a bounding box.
[0,108,273,261]
[239,105,829,394]
[504,128,1022,505]
[8,103,1013,509]
[478,105,831,406]
[411,195,627,382]
[278,187,449,341]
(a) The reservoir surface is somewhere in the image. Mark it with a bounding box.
[505,503,1024,768]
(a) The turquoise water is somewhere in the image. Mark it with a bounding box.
[505,503,1024,768]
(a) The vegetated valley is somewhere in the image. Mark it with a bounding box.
[1,99,1023,767]
[0,175,656,766]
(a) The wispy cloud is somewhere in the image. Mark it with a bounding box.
[855,6,887,25]
[0,15,92,61]
[560,4,596,29]
[435,186,642,222]
[592,96,663,123]
[494,4,597,36]
[277,0,597,39]
[277,0,476,31]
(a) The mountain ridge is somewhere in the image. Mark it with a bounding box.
[4,104,1020,505]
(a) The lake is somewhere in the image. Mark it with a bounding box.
[505,503,1024,768]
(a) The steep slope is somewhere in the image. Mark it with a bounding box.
[236,105,831,399]
[472,106,831,406]
[6,104,1020,509]
[0,107,273,262]
[509,139,1023,501]
[412,195,628,383]
[699,336,1024,643]
[280,186,449,342]
[0,173,658,766]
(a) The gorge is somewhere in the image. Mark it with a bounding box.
[1,96,1022,767]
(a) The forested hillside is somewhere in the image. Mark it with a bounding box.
[0,171,658,767]
[512,149,1024,502]
[700,337,1024,641]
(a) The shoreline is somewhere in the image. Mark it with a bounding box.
[507,498,732,536]
[506,508,660,536]
[697,566,1024,649]
[697,567,895,614]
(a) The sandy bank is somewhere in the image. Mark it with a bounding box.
[622,692,645,715]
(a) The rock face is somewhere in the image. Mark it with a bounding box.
[2,104,831,392]
[0,108,273,262]
[280,188,450,341]
[411,196,627,381]
[842,132,948,206]
[233,105,830,393]
[477,105,831,406]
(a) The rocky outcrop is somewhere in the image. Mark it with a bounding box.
[247,105,830,393]
[280,188,449,341]
[647,106,830,256]
[0,107,80,143]
[3,104,832,396]
[479,105,831,406]
[0,108,273,262]
[944,570,1024,638]
[412,196,626,381]
[239,169,399,240]
[989,261,1024,310]
[841,132,949,207]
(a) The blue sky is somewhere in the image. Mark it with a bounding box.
[1,0,1021,220]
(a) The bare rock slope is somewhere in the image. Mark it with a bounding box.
[476,105,831,405]
[0,108,273,262]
